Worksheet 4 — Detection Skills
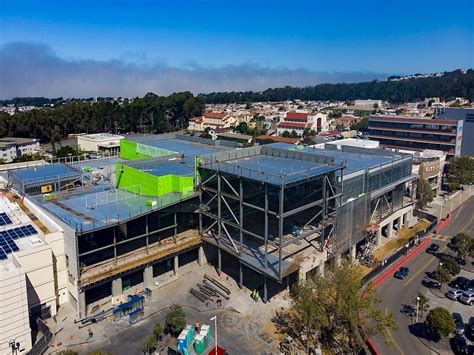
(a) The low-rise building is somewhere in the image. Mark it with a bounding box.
[0,195,66,354]
[368,115,463,158]
[188,112,236,132]
[0,138,41,163]
[276,111,328,136]
[434,107,474,156]
[77,133,124,155]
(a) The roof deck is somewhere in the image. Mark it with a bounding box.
[199,144,345,185]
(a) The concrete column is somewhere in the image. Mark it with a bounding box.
[318,262,325,276]
[376,228,382,246]
[112,277,122,297]
[335,254,342,266]
[173,255,179,276]
[143,265,153,288]
[387,220,394,239]
[350,245,357,261]
[217,248,222,275]
[239,261,243,289]
[78,290,86,318]
[198,246,206,266]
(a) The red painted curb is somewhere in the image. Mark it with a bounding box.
[363,236,432,354]
[371,237,432,289]
[435,213,451,234]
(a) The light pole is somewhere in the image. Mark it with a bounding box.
[416,296,420,323]
[210,315,217,355]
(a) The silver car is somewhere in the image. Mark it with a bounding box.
[447,288,464,300]
[459,290,474,305]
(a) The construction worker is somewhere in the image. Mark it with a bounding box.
[251,289,256,300]
[255,290,260,302]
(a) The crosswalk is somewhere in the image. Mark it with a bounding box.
[429,234,451,242]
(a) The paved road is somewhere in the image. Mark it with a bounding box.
[373,197,474,355]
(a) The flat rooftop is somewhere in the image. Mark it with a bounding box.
[269,143,400,174]
[31,186,198,232]
[124,160,195,177]
[200,144,345,185]
[79,133,124,141]
[135,138,227,164]
[0,196,44,263]
[10,163,81,185]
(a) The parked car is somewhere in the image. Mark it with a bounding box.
[426,243,440,254]
[422,278,441,289]
[467,317,474,340]
[450,335,468,355]
[459,290,474,306]
[394,267,409,280]
[461,279,474,292]
[447,288,465,301]
[453,313,465,335]
[450,277,470,290]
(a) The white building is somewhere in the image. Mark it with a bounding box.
[276,111,328,136]
[188,112,236,132]
[77,133,124,155]
[0,138,41,163]
[354,99,382,107]
[0,195,66,354]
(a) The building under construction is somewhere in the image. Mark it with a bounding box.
[197,143,415,300]
[4,134,417,317]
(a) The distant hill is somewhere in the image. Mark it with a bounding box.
[200,69,474,104]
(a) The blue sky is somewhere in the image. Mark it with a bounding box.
[0,0,473,98]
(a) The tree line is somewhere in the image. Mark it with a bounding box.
[0,92,204,143]
[201,69,474,104]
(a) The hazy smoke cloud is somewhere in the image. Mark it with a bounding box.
[0,42,387,99]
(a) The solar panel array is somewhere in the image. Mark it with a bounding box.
[0,225,37,260]
[0,212,12,226]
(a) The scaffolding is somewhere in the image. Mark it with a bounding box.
[198,146,344,299]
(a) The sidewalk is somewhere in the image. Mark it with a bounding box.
[425,185,474,219]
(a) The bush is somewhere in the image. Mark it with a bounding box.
[425,307,455,339]
[143,335,157,354]
[165,305,186,335]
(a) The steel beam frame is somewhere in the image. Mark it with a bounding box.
[199,166,344,283]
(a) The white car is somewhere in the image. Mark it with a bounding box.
[459,290,474,306]
[447,288,464,300]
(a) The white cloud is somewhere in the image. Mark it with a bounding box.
[0,42,388,99]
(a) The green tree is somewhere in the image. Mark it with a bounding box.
[273,260,397,353]
[143,335,157,354]
[350,117,369,132]
[290,130,298,138]
[234,122,248,134]
[449,233,474,262]
[439,256,461,276]
[165,305,186,335]
[447,156,474,185]
[281,130,291,138]
[153,322,163,340]
[425,307,455,339]
[416,178,434,209]
[431,266,451,286]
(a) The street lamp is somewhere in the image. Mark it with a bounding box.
[416,296,420,323]
[210,316,217,355]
